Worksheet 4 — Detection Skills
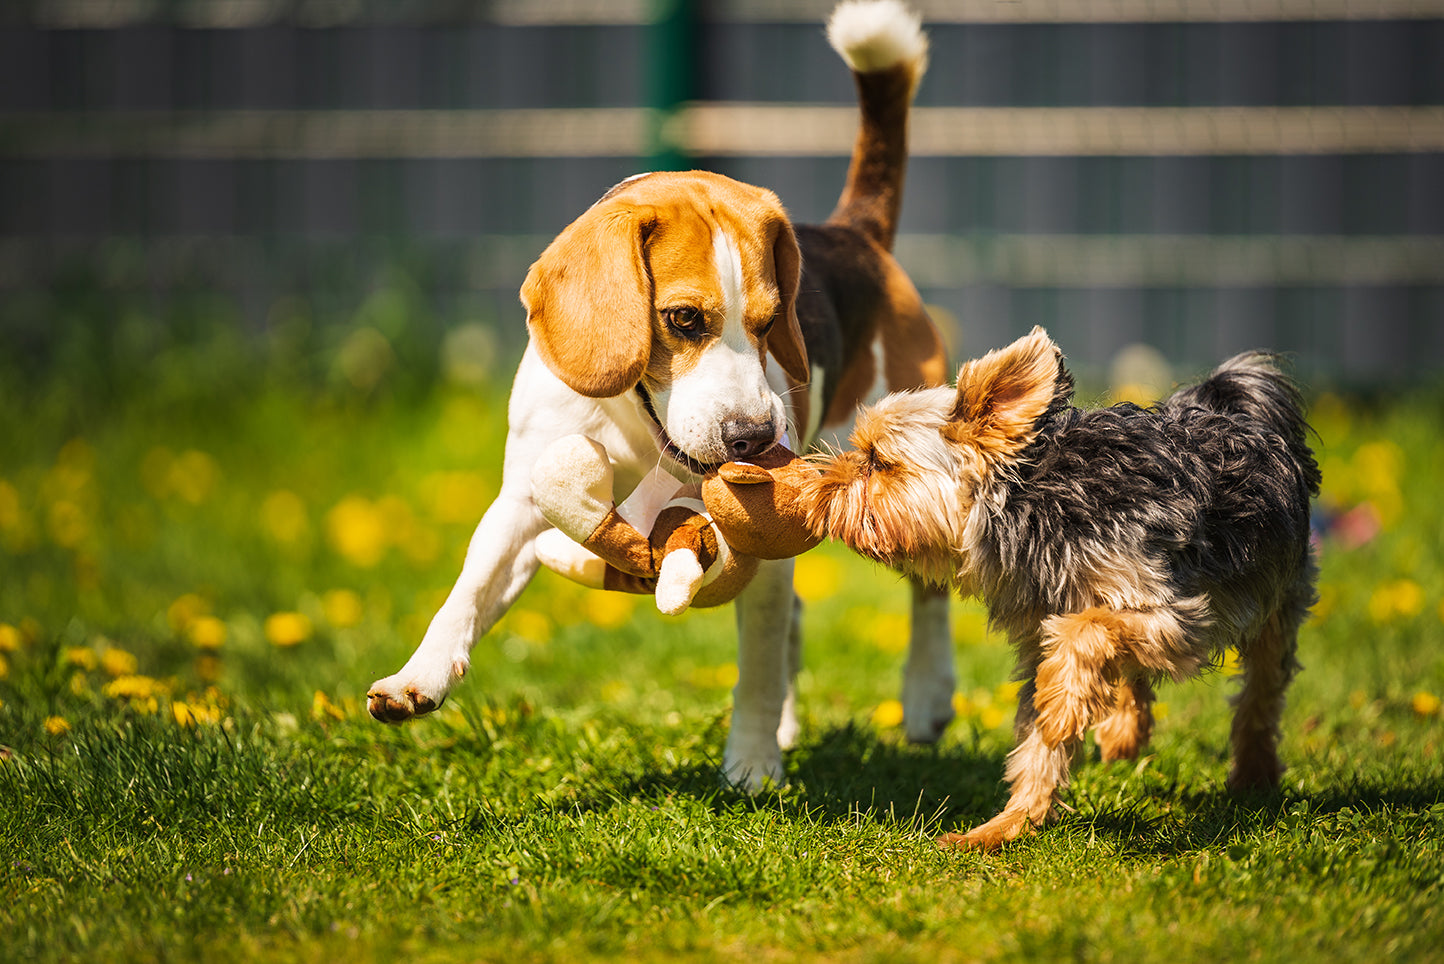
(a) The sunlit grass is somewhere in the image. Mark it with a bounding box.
[1,340,1442,962]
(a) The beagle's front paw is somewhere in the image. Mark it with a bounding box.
[722,730,785,793]
[367,659,465,723]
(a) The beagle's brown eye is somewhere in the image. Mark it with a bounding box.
[664,306,705,337]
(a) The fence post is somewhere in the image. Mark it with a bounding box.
[647,0,697,172]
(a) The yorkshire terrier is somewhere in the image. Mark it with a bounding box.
[805,327,1321,850]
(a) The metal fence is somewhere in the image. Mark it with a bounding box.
[3,0,1443,381]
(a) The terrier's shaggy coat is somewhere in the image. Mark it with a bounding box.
[805,327,1321,850]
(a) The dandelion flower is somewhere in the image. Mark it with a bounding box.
[326,496,389,568]
[793,554,841,603]
[44,716,70,735]
[322,589,364,628]
[0,653,8,680]
[265,612,313,647]
[311,690,346,723]
[100,646,139,677]
[0,623,22,652]
[186,616,227,649]
[1413,691,1441,718]
[872,699,905,729]
[63,646,98,671]
[167,593,211,633]
[585,592,635,629]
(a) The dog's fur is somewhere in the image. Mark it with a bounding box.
[805,327,1321,849]
[367,0,953,789]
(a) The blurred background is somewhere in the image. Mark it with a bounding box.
[1,0,1442,385]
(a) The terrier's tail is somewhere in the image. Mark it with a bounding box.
[825,0,929,252]
[1166,353,1322,497]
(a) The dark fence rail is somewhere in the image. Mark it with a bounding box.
[3,0,1443,382]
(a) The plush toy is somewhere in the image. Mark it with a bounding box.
[531,435,821,615]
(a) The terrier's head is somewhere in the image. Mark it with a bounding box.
[803,326,1071,587]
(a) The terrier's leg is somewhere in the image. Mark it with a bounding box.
[938,679,1076,851]
[1093,674,1156,763]
[1227,605,1303,791]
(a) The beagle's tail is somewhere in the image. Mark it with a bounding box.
[825,0,929,252]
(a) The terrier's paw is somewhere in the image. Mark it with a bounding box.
[366,662,463,723]
[936,809,1036,853]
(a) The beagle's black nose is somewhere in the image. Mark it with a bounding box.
[720,418,777,460]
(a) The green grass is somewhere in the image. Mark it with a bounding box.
[1,339,1442,963]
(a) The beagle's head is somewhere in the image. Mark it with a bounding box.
[521,171,808,474]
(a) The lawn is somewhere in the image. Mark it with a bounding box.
[1,317,1442,963]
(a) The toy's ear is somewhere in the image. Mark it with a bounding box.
[764,216,809,386]
[945,326,1071,449]
[522,201,657,398]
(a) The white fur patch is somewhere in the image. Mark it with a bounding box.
[826,0,927,73]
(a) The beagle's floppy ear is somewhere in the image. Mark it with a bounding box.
[764,217,809,385]
[521,201,657,398]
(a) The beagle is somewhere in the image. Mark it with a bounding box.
[367,0,953,789]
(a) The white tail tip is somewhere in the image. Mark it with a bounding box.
[826,0,928,74]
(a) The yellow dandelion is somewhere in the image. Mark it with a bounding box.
[508,609,552,644]
[44,715,70,735]
[46,499,89,548]
[100,647,139,677]
[186,616,227,649]
[952,692,973,718]
[167,593,210,633]
[585,591,636,629]
[311,690,347,723]
[1413,691,1441,718]
[418,470,491,526]
[326,495,389,568]
[1368,578,1425,624]
[0,622,21,652]
[63,646,98,671]
[168,450,220,505]
[994,680,1024,705]
[1222,649,1242,676]
[260,490,310,546]
[104,674,160,700]
[872,699,905,729]
[322,589,365,628]
[978,704,1008,730]
[1154,702,1170,721]
[0,652,8,681]
[172,700,197,727]
[264,612,313,647]
[793,554,841,603]
[866,611,909,655]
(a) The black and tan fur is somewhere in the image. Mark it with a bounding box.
[805,327,1321,849]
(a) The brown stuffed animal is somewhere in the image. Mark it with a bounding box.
[531,435,821,615]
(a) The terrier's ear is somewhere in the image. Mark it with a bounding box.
[945,326,1069,447]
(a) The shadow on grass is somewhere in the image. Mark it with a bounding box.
[1061,771,1444,858]
[517,721,1011,836]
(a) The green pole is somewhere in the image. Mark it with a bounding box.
[646,0,696,172]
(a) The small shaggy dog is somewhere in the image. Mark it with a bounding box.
[805,327,1321,850]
